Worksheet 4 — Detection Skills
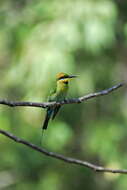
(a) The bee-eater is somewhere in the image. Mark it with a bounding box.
[42,72,76,130]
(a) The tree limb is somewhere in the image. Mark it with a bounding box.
[0,83,125,173]
[0,83,123,108]
[0,129,127,174]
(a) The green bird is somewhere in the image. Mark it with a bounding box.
[42,72,77,130]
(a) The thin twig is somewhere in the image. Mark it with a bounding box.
[0,83,123,108]
[0,129,127,174]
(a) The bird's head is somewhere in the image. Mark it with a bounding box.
[56,72,77,84]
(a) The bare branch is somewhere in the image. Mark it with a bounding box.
[0,129,127,174]
[0,83,124,108]
[0,83,125,173]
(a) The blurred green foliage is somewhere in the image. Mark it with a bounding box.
[0,0,127,189]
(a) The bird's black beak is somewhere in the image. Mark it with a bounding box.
[68,75,77,78]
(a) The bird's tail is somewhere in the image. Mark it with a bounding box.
[42,108,52,130]
[42,113,50,130]
[52,106,61,120]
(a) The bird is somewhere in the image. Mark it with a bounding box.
[42,72,77,130]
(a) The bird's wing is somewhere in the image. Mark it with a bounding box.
[42,82,57,130]
[48,83,57,101]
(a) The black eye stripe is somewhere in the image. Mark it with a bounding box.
[58,76,68,80]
